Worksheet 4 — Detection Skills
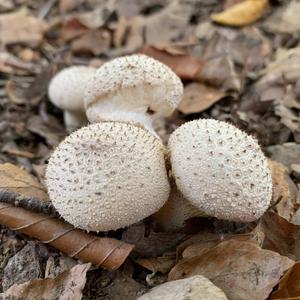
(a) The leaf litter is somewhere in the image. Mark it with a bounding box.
[1,0,300,299]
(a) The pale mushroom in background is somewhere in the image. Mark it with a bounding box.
[153,182,205,231]
[84,54,183,135]
[46,122,170,232]
[168,119,272,222]
[48,66,96,132]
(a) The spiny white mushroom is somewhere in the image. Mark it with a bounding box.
[84,54,183,134]
[153,183,205,231]
[48,66,96,132]
[168,119,272,222]
[46,122,170,232]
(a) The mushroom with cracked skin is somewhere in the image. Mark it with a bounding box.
[84,54,183,135]
[153,182,205,231]
[168,119,272,222]
[48,66,96,132]
[46,122,170,232]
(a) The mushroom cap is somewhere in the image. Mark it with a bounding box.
[48,66,95,112]
[168,119,272,222]
[46,122,170,231]
[153,183,205,231]
[84,54,183,122]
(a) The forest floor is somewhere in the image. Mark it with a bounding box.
[1,0,300,299]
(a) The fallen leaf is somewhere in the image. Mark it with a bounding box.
[178,82,225,114]
[0,203,134,271]
[140,46,203,80]
[199,55,241,92]
[262,212,300,261]
[211,0,269,27]
[59,0,85,12]
[2,263,91,300]
[267,143,300,171]
[27,115,66,147]
[0,51,40,75]
[0,8,45,47]
[71,29,111,55]
[2,141,35,159]
[59,19,88,42]
[270,261,300,299]
[122,223,186,257]
[135,252,176,274]
[264,0,300,34]
[268,160,299,220]
[169,239,294,300]
[2,243,43,290]
[0,163,49,204]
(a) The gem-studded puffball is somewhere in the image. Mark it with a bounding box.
[168,119,272,222]
[46,122,170,231]
[49,66,95,112]
[84,54,183,126]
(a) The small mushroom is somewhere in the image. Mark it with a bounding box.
[84,54,183,134]
[46,122,170,232]
[153,182,205,231]
[168,119,272,222]
[48,66,96,132]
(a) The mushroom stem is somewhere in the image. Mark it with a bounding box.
[86,103,158,136]
[63,111,87,132]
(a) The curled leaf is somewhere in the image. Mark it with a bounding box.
[211,0,269,27]
[0,203,134,271]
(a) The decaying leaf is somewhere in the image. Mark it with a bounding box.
[268,160,299,220]
[135,252,176,274]
[122,223,186,257]
[178,82,225,114]
[169,239,294,300]
[211,0,269,27]
[0,203,134,270]
[0,163,50,210]
[71,29,111,55]
[2,263,91,300]
[140,46,203,80]
[0,8,45,46]
[262,212,300,261]
[270,261,300,299]
[264,0,300,34]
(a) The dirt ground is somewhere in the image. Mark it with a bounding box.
[1,0,300,299]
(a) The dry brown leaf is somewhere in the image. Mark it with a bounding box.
[270,261,300,299]
[135,252,176,274]
[0,163,49,204]
[2,263,90,300]
[179,225,264,259]
[27,115,66,147]
[123,223,186,257]
[211,0,268,27]
[59,0,85,12]
[71,29,111,55]
[263,0,300,34]
[268,160,299,220]
[0,8,45,46]
[262,212,300,261]
[59,19,89,42]
[178,82,225,114]
[140,46,203,80]
[169,239,294,300]
[0,203,134,271]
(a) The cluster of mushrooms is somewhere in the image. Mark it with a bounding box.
[46,55,273,232]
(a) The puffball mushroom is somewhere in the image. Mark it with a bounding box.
[48,66,96,132]
[46,122,170,232]
[168,119,272,222]
[84,54,183,134]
